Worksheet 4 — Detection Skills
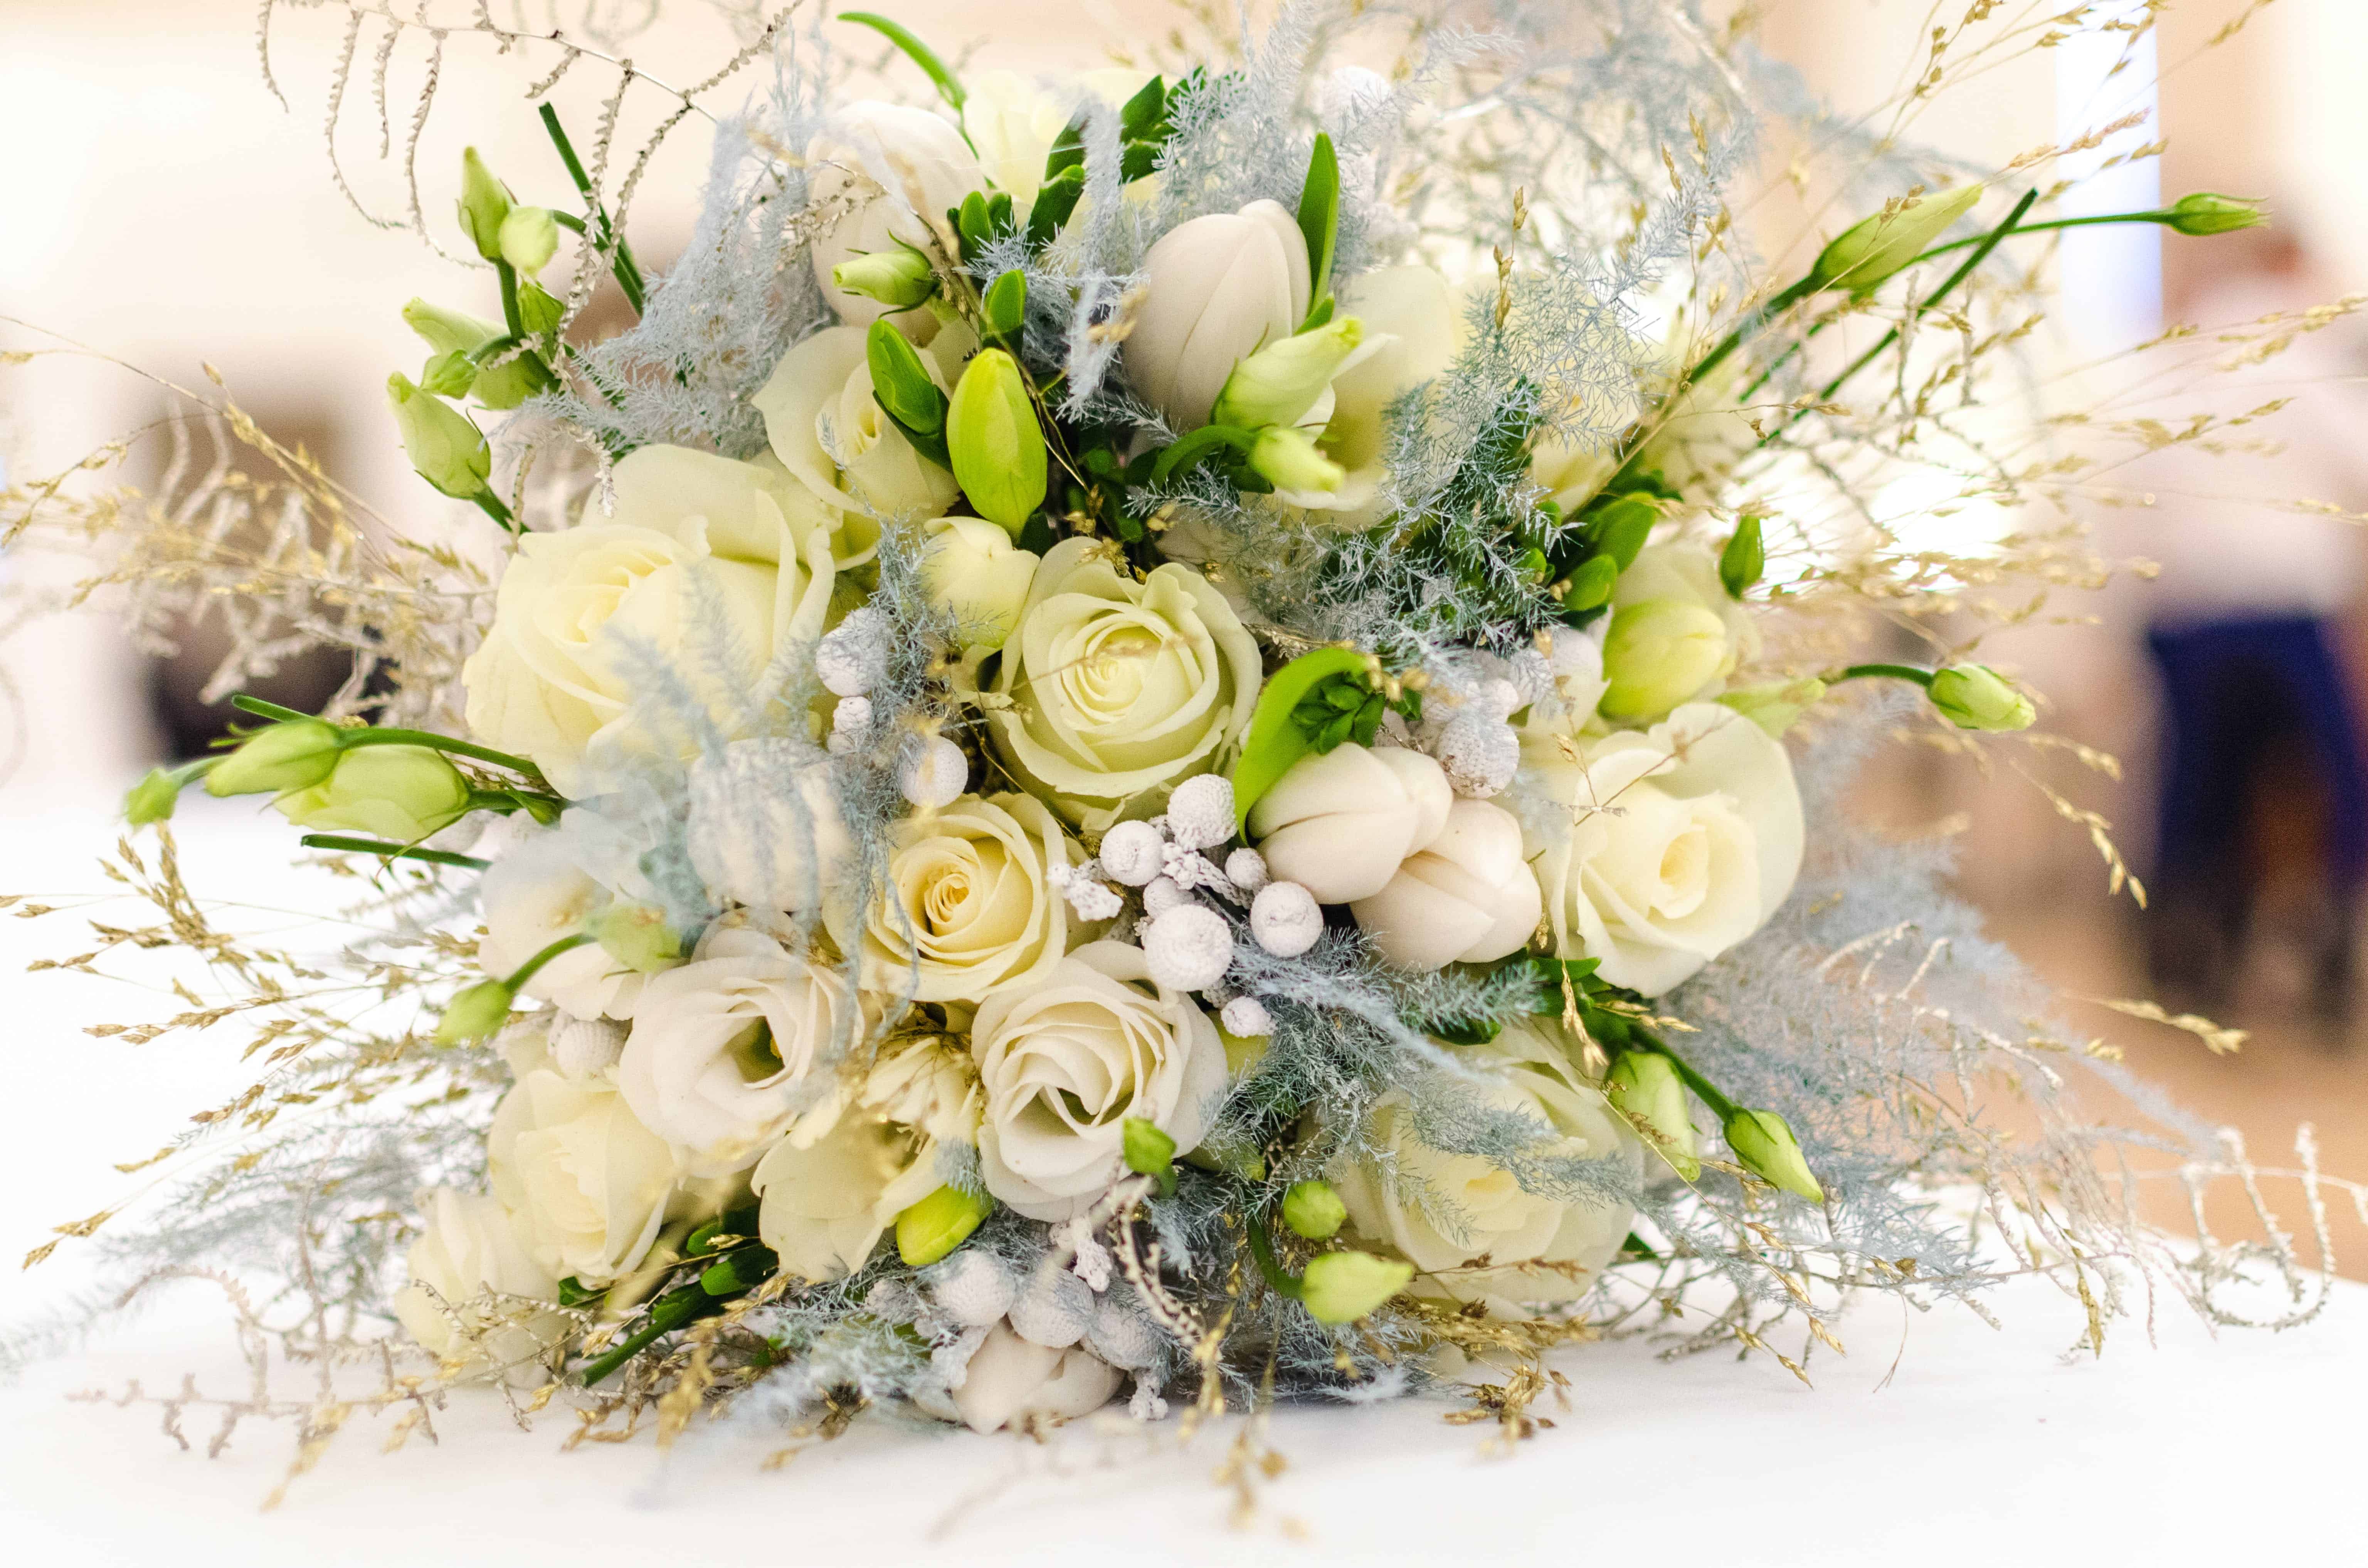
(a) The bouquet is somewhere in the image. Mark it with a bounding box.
[8,0,2356,1479]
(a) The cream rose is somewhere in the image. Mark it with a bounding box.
[1524,701,1804,997]
[805,102,984,328]
[489,1066,681,1286]
[684,740,857,919]
[392,1187,565,1383]
[920,516,1040,650]
[461,445,844,796]
[858,791,1093,1004]
[1246,743,1453,904]
[1123,198,1310,430]
[970,941,1228,1220]
[970,538,1262,832]
[1329,1018,1641,1314]
[619,925,869,1177]
[753,321,968,525]
[478,815,665,1022]
[1349,798,1541,969]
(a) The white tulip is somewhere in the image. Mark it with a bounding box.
[1350,798,1542,969]
[949,1321,1121,1433]
[919,515,1040,650]
[1123,198,1310,429]
[478,817,659,1022]
[392,1187,565,1384]
[805,102,984,328]
[1524,701,1803,997]
[753,321,967,524]
[684,741,856,919]
[489,1067,681,1286]
[1246,743,1452,904]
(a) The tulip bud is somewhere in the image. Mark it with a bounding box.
[920,516,1039,649]
[591,901,682,973]
[832,243,938,310]
[1598,598,1730,721]
[2163,192,2267,237]
[1723,1108,1825,1202]
[124,766,189,826]
[1810,183,1984,294]
[895,1183,996,1267]
[435,978,515,1045]
[402,298,501,358]
[1718,677,1826,738]
[273,745,472,842]
[497,205,560,274]
[456,148,515,262]
[1247,424,1345,495]
[1606,1052,1700,1181]
[386,374,492,500]
[1298,1249,1414,1324]
[1281,1180,1346,1240]
[1927,664,2035,731]
[205,719,343,798]
[1210,316,1363,430]
[946,348,1048,532]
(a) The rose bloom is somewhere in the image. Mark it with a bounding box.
[392,1187,566,1384]
[970,941,1228,1220]
[489,1059,683,1287]
[461,445,848,796]
[753,319,971,526]
[1328,1018,1642,1315]
[683,739,858,921]
[1523,701,1804,997]
[967,538,1261,832]
[854,791,1097,1005]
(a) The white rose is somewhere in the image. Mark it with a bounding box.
[969,538,1262,832]
[751,1033,980,1282]
[960,68,1148,208]
[753,321,967,524]
[1349,798,1541,969]
[920,516,1039,650]
[461,445,843,796]
[1287,264,1460,523]
[1329,1018,1641,1314]
[685,740,856,919]
[947,1321,1121,1433]
[1523,701,1804,997]
[970,940,1227,1220]
[392,1187,565,1383]
[1245,743,1453,904]
[490,1066,681,1286]
[1598,542,1761,722]
[478,815,664,1022]
[857,791,1094,1004]
[1123,198,1310,429]
[618,925,869,1177]
[806,102,984,328]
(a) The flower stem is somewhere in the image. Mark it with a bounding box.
[333,726,552,785]
[503,931,597,992]
[1830,662,1936,688]
[1244,1210,1305,1301]
[1904,209,2189,264]
[298,834,490,871]
[1631,1037,1741,1123]
[538,103,646,316]
[578,1286,711,1387]
[496,259,524,340]
[473,488,518,532]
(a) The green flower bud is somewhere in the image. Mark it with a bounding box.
[469,348,557,413]
[387,373,491,500]
[1718,515,1764,599]
[592,901,682,974]
[1211,316,1363,430]
[497,205,560,274]
[867,318,950,438]
[1723,1108,1824,1203]
[981,267,1027,342]
[1598,599,1730,721]
[1247,424,1345,495]
[420,350,479,399]
[2164,192,2267,238]
[1560,553,1620,613]
[124,766,188,826]
[435,978,515,1045]
[205,719,343,798]
[1281,1180,1347,1240]
[895,1184,995,1267]
[1605,1051,1700,1181]
[1927,664,2035,731]
[273,745,471,842]
[456,147,515,262]
[1299,1249,1414,1324]
[1122,1116,1178,1184]
[946,347,1048,533]
[1586,493,1661,573]
[1718,677,1827,738]
[402,298,501,358]
[1811,183,1985,295]
[833,243,938,310]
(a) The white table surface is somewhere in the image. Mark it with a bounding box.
[2,799,2360,1565]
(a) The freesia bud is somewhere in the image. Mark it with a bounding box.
[1124,198,1311,428]
[273,745,471,842]
[435,978,515,1045]
[1247,424,1345,495]
[124,766,188,826]
[920,516,1039,650]
[1299,1249,1414,1324]
[832,243,938,309]
[1281,1180,1346,1240]
[497,206,560,274]
[205,719,343,798]
[1926,664,2035,731]
[386,374,492,499]
[946,347,1047,532]
[456,147,514,262]
[2164,192,2267,237]
[1606,1051,1700,1181]
[1598,598,1730,721]
[590,902,681,973]
[1211,316,1364,430]
[895,1184,996,1267]
[1723,1108,1824,1202]
[1122,1116,1178,1190]
[1810,183,1984,295]
[402,298,501,357]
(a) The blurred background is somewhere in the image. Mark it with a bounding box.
[3,0,2365,1266]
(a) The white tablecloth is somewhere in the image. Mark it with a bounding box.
[1,802,2359,1565]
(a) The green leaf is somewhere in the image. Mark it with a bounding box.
[1586,492,1660,573]
[1026,165,1085,247]
[1297,133,1340,305]
[1300,294,1336,332]
[1229,645,1372,830]
[1562,552,1620,613]
[1719,514,1765,599]
[1118,74,1167,142]
[841,11,967,111]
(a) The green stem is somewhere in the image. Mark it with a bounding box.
[1633,1038,1742,1123]
[336,726,550,783]
[496,259,524,340]
[229,694,310,724]
[473,488,518,532]
[538,104,647,316]
[1832,662,1937,688]
[299,834,490,870]
[1244,1211,1305,1301]
[1683,275,1819,392]
[1906,209,2185,264]
[579,1287,711,1387]
[504,931,596,992]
